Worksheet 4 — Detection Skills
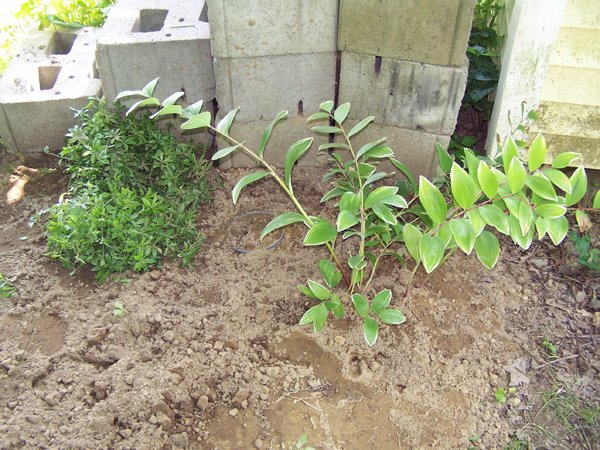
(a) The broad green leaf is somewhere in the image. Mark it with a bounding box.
[216,108,239,135]
[509,214,534,250]
[534,203,566,219]
[141,77,159,97]
[232,171,270,204]
[261,212,305,239]
[525,174,557,201]
[372,204,397,225]
[161,91,184,106]
[348,116,375,138]
[363,317,379,347]
[402,223,422,263]
[365,186,398,209]
[477,161,498,199]
[181,100,203,119]
[321,187,346,203]
[467,208,486,236]
[419,235,445,274]
[389,159,417,192]
[575,210,592,233]
[318,142,349,151]
[546,216,569,245]
[298,284,316,299]
[320,101,334,113]
[181,111,212,130]
[418,176,447,225]
[285,138,313,190]
[508,158,526,193]
[115,89,143,101]
[565,166,587,206]
[436,222,453,248]
[311,126,343,134]
[348,255,367,270]
[542,168,572,194]
[552,151,582,169]
[149,104,183,119]
[313,303,328,332]
[383,194,408,209]
[337,210,359,231]
[358,163,376,178]
[371,289,392,314]
[474,231,500,269]
[307,280,331,301]
[307,111,330,122]
[331,302,345,319]
[334,102,350,124]
[363,145,394,160]
[463,149,482,185]
[299,304,321,325]
[528,133,547,171]
[259,111,288,157]
[356,138,387,160]
[451,162,478,209]
[211,143,241,161]
[535,216,547,239]
[340,192,361,214]
[479,204,509,235]
[503,136,519,172]
[319,260,342,289]
[450,219,476,255]
[304,221,336,246]
[378,309,406,325]
[351,294,369,318]
[517,201,533,235]
[126,97,160,116]
[435,142,453,174]
[594,190,600,209]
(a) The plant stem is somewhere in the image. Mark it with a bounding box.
[403,262,421,297]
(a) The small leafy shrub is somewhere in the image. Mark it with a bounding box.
[0,273,16,298]
[122,79,597,346]
[569,231,600,272]
[46,98,211,282]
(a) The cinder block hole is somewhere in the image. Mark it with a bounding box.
[374,56,382,74]
[38,66,61,90]
[131,9,168,33]
[297,100,304,116]
[46,32,77,55]
[199,2,208,22]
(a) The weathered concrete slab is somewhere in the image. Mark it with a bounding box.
[338,52,467,135]
[562,0,600,29]
[338,0,475,66]
[0,28,101,152]
[97,0,214,106]
[549,27,600,69]
[207,0,337,58]
[541,133,600,169]
[214,53,336,122]
[542,66,600,106]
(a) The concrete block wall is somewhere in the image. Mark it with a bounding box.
[0,28,102,152]
[337,0,474,178]
[207,0,337,169]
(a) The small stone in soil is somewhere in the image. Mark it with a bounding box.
[197,395,209,410]
[254,438,264,449]
[228,408,238,417]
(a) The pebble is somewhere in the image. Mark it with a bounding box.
[228,408,238,417]
[254,438,264,449]
[196,395,209,410]
[334,335,345,346]
[163,330,175,343]
[171,432,189,448]
[44,392,60,407]
[119,429,133,439]
[213,341,224,351]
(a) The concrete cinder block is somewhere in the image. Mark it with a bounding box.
[218,117,329,169]
[0,28,102,152]
[215,52,336,122]
[207,0,337,58]
[338,52,467,135]
[549,28,600,69]
[541,66,600,106]
[541,133,600,169]
[97,0,214,107]
[338,0,475,66]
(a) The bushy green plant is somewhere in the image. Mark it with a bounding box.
[122,79,597,346]
[46,98,211,282]
[0,273,17,298]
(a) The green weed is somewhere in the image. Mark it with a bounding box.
[0,273,17,298]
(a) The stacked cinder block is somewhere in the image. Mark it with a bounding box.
[337,0,475,178]
[96,0,214,109]
[0,28,102,152]
[207,0,338,168]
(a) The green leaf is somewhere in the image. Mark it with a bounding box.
[534,203,566,219]
[378,309,406,325]
[403,223,423,263]
[535,216,548,239]
[318,142,350,151]
[321,187,346,203]
[298,284,316,299]
[356,138,387,160]
[507,158,526,193]
[261,212,305,239]
[307,280,331,301]
[479,204,509,235]
[149,104,183,119]
[546,216,569,245]
[161,91,184,106]
[181,100,204,119]
[474,231,500,269]
[337,210,359,231]
[313,303,328,332]
[348,255,367,270]
[126,97,160,116]
[334,102,350,124]
[348,116,375,138]
[371,289,392,314]
[211,143,242,161]
[477,161,498,199]
[467,208,486,237]
[259,111,288,158]
[358,163,376,178]
[517,201,533,235]
[418,176,447,225]
[463,149,481,186]
[303,221,336,246]
[382,194,408,209]
[351,294,369,318]
[141,77,159,97]
[311,126,343,134]
[503,136,519,172]
[285,138,313,190]
[232,171,270,204]
[115,89,143,102]
[594,190,600,209]
[508,214,534,250]
[365,186,398,209]
[528,133,547,171]
[419,235,445,274]
[307,111,330,122]
[389,159,417,192]
[525,174,557,201]
[216,108,239,135]
[320,101,334,113]
[435,142,453,174]
[552,151,582,169]
[319,260,342,289]
[565,167,587,207]
[372,204,397,225]
[542,168,572,194]
[450,219,476,255]
[181,111,212,130]
[299,304,323,326]
[340,192,361,214]
[363,317,379,347]
[451,162,478,209]
[362,145,394,160]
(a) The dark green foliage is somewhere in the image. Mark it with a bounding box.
[46,99,211,282]
[569,231,600,272]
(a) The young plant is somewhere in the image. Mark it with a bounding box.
[121,79,598,346]
[0,273,16,298]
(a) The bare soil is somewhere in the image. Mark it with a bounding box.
[0,154,598,449]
